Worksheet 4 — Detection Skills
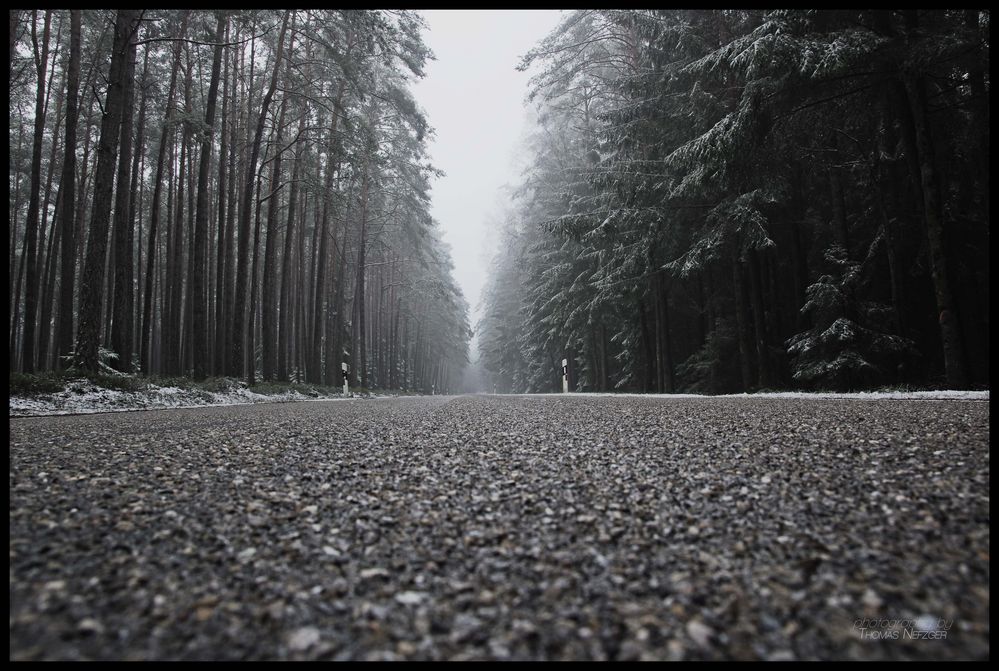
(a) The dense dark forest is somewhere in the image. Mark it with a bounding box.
[478,9,989,394]
[9,10,471,393]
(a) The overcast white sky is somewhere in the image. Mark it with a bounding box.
[411,9,563,325]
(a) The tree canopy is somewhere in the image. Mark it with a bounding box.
[9,9,471,393]
[479,9,989,394]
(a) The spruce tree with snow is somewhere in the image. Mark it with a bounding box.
[786,245,917,391]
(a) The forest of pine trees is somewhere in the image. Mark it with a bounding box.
[479,9,989,394]
[9,10,471,393]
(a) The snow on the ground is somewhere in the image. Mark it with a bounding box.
[531,390,989,401]
[9,378,365,417]
[722,390,988,400]
[11,382,988,417]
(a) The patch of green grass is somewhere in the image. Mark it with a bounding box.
[188,376,242,393]
[249,381,297,395]
[143,375,194,390]
[88,373,147,392]
[9,370,72,395]
[142,375,242,393]
[10,369,150,395]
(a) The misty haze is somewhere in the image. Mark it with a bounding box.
[9,9,989,661]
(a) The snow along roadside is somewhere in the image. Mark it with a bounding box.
[11,384,988,417]
[8,378,387,418]
[518,390,989,401]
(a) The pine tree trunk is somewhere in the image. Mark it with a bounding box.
[330,232,348,386]
[191,12,226,379]
[127,52,149,369]
[788,173,808,332]
[827,133,850,253]
[75,10,139,373]
[296,204,307,380]
[38,182,62,371]
[278,111,305,381]
[309,171,331,383]
[658,272,675,393]
[233,11,289,379]
[183,70,197,375]
[390,295,401,389]
[308,188,323,383]
[247,178,265,385]
[747,248,771,389]
[358,162,370,390]
[401,316,409,390]
[731,248,754,391]
[375,259,384,387]
[35,26,68,372]
[109,32,137,372]
[164,89,189,376]
[19,9,52,372]
[903,73,969,388]
[213,22,231,376]
[873,106,906,337]
[323,267,337,386]
[763,250,782,375]
[261,37,291,381]
[308,80,346,384]
[161,139,176,373]
[638,298,654,393]
[600,324,609,391]
[651,280,663,393]
[73,24,109,283]
[221,37,240,375]
[10,126,25,366]
[141,10,188,373]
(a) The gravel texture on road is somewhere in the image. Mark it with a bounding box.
[9,394,990,660]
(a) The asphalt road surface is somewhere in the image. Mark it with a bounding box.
[9,394,990,660]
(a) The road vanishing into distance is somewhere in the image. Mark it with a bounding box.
[9,394,990,660]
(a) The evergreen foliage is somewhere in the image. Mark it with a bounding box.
[9,10,470,393]
[480,9,989,394]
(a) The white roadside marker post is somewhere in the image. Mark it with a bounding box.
[562,358,569,393]
[342,362,349,396]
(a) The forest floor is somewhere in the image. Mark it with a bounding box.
[9,394,989,660]
[8,373,408,417]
